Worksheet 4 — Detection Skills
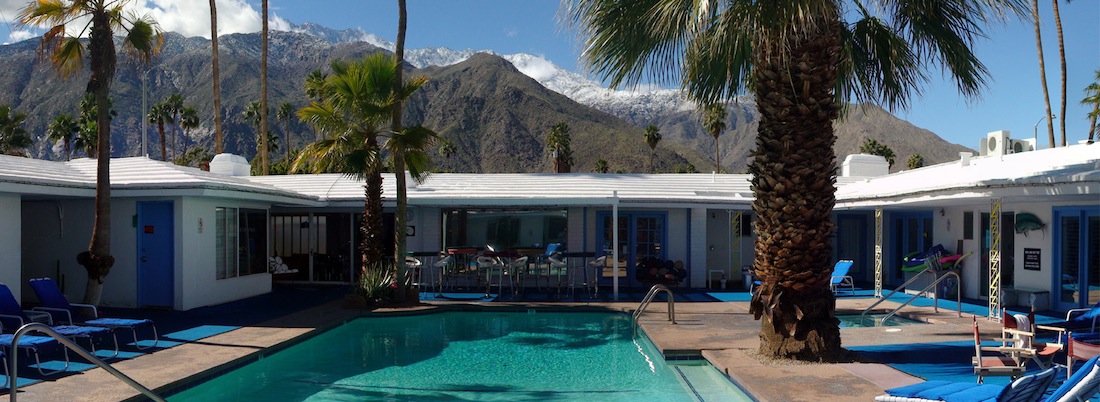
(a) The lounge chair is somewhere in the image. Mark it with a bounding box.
[973,316,1027,383]
[1037,304,1100,334]
[0,283,118,358]
[1045,354,1100,401]
[0,328,69,376]
[27,278,158,350]
[875,366,1056,402]
[830,260,855,295]
[1000,312,1062,370]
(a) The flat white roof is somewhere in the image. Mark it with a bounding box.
[836,142,1099,208]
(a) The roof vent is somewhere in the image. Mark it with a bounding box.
[209,153,251,177]
[841,154,889,177]
[959,152,972,167]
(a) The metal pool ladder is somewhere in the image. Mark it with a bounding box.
[633,284,676,336]
[8,323,165,402]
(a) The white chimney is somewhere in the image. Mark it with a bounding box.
[959,152,972,167]
[209,153,251,176]
[842,154,889,177]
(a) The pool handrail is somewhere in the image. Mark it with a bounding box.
[633,284,676,337]
[876,271,962,325]
[8,322,165,402]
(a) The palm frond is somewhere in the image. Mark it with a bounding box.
[839,14,924,111]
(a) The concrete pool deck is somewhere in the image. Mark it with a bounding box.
[13,294,1000,401]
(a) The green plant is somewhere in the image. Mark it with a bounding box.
[355,263,395,304]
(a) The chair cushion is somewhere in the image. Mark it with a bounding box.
[51,325,110,337]
[85,318,152,327]
[884,381,954,398]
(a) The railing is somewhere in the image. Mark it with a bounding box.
[633,284,676,336]
[858,266,963,326]
[8,323,164,402]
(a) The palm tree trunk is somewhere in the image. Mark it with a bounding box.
[1052,0,1066,147]
[80,9,118,306]
[158,122,167,161]
[747,12,843,361]
[284,118,290,160]
[1031,0,1056,148]
[392,0,411,303]
[362,136,385,270]
[210,0,224,154]
[714,138,720,173]
[259,0,269,174]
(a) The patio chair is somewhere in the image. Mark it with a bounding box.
[0,283,118,358]
[1000,312,1062,370]
[973,316,1028,383]
[1037,304,1100,335]
[1066,332,1100,379]
[874,366,1056,402]
[1045,354,1100,401]
[27,277,158,350]
[830,260,855,295]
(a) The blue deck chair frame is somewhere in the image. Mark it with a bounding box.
[875,366,1056,402]
[0,283,117,358]
[830,260,855,295]
[0,329,68,377]
[28,278,158,350]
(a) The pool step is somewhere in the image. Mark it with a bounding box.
[671,361,754,402]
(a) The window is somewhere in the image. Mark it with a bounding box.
[444,209,567,249]
[217,207,268,279]
[964,212,974,240]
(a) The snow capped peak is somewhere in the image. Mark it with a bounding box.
[290,23,755,124]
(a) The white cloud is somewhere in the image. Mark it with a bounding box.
[5,29,34,45]
[7,0,271,40]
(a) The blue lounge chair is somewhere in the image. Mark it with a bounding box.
[0,283,117,357]
[1046,354,1100,401]
[830,260,855,295]
[0,329,68,376]
[875,366,1056,402]
[28,278,158,350]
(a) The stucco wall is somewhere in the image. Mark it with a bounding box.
[0,194,21,300]
[180,197,271,311]
[21,199,95,305]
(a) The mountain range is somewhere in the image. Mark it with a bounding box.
[0,23,974,173]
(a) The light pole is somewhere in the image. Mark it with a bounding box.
[1033,114,1056,148]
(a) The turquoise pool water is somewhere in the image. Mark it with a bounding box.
[838,313,925,328]
[167,311,751,401]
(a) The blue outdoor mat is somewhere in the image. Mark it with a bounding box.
[164,325,240,342]
[849,341,1013,385]
[33,360,97,373]
[0,375,41,389]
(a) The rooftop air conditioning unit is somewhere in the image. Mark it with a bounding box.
[981,130,1012,157]
[1009,138,1036,153]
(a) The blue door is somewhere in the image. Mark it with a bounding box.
[1054,206,1100,311]
[889,212,934,287]
[138,201,174,308]
[596,212,668,287]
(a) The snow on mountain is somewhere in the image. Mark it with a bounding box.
[289,23,753,124]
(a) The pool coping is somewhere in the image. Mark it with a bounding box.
[14,296,993,402]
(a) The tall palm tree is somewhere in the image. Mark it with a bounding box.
[148,101,171,161]
[244,100,277,171]
[0,105,32,156]
[47,113,80,161]
[259,0,270,175]
[1031,0,1055,147]
[163,93,184,159]
[276,101,294,159]
[701,103,726,173]
[209,0,224,153]
[292,54,431,273]
[1051,0,1067,147]
[75,93,109,159]
[20,0,162,305]
[1083,69,1099,144]
[179,106,199,157]
[546,122,573,173]
[391,0,415,302]
[644,124,661,173]
[567,0,1025,360]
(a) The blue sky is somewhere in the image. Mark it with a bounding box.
[1,0,1097,149]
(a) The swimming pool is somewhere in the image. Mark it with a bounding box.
[167,311,752,401]
[838,313,925,328]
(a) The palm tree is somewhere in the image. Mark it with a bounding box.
[390,0,417,302]
[1031,0,1055,147]
[546,122,573,173]
[209,0,224,153]
[178,106,200,157]
[644,125,661,173]
[438,139,455,159]
[276,101,294,159]
[163,93,184,159]
[701,103,726,173]
[292,54,431,273]
[305,69,328,102]
[47,113,80,161]
[566,0,1025,360]
[859,138,896,168]
[1051,0,1066,147]
[20,0,162,305]
[1083,69,1099,144]
[75,93,109,158]
[148,101,171,161]
[594,158,609,173]
[0,105,32,156]
[259,0,270,175]
[244,100,276,171]
[906,153,924,170]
